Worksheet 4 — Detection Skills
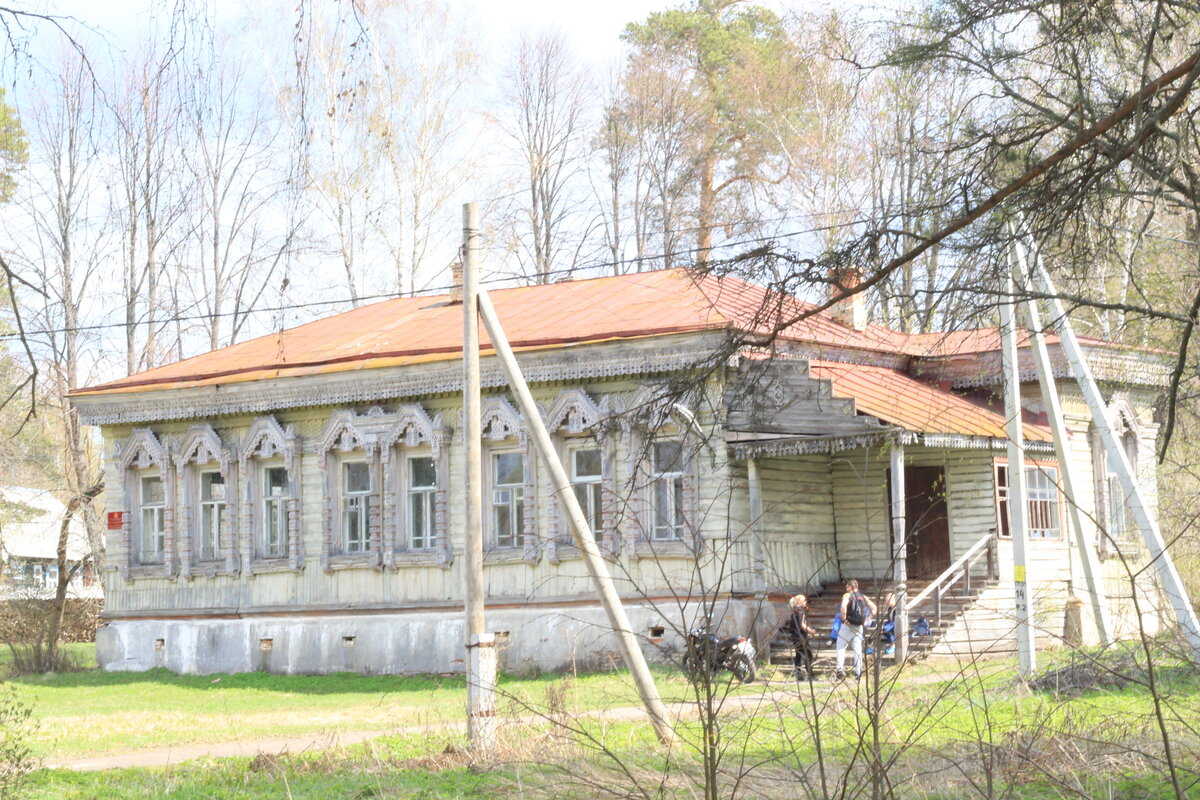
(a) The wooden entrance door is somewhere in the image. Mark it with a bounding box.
[900,466,951,579]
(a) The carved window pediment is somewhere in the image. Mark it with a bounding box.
[176,424,230,470]
[118,428,167,472]
[480,396,525,442]
[241,416,297,466]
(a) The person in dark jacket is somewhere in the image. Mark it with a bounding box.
[784,594,817,681]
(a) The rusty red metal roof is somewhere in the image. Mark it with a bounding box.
[808,360,1053,441]
[72,269,911,397]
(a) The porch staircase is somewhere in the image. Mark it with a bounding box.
[763,531,1003,674]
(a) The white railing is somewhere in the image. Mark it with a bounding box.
[907,529,998,630]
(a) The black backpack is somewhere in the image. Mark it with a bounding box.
[846,592,869,626]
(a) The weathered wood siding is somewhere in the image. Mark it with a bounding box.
[99,378,757,618]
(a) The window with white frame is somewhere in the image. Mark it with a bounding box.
[197,470,226,561]
[491,451,525,548]
[651,441,686,541]
[406,455,436,550]
[341,460,372,553]
[261,465,289,558]
[995,463,1062,539]
[139,474,166,564]
[567,446,603,541]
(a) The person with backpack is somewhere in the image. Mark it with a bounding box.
[836,578,877,680]
[783,594,818,681]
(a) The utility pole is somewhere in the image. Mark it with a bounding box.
[1024,238,1200,658]
[1000,269,1037,676]
[462,202,496,752]
[476,289,675,745]
[1009,239,1113,645]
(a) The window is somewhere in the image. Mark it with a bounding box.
[197,471,225,561]
[651,441,686,541]
[261,466,289,558]
[342,461,372,553]
[407,455,436,550]
[568,446,603,541]
[492,451,525,548]
[995,464,1061,539]
[139,474,166,563]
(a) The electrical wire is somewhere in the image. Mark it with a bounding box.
[0,217,862,342]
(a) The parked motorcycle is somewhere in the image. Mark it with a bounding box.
[683,626,757,684]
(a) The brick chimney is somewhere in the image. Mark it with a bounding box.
[829,266,867,331]
[449,261,463,304]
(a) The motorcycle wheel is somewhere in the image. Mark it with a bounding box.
[729,653,756,684]
[682,654,701,677]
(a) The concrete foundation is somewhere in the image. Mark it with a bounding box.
[96,598,772,675]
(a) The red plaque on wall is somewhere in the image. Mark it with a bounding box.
[107,511,124,530]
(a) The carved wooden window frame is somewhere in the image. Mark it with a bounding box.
[381,405,452,569]
[175,424,238,579]
[239,416,303,574]
[542,389,619,564]
[619,389,702,560]
[480,396,539,565]
[317,411,383,571]
[116,428,175,580]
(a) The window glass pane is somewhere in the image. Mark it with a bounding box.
[572,448,601,478]
[201,472,225,502]
[653,441,683,473]
[410,456,436,488]
[344,461,370,493]
[266,467,288,497]
[410,497,427,547]
[494,452,523,486]
[142,475,164,505]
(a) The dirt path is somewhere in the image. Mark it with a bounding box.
[48,671,954,771]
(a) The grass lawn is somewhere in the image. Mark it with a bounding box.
[7,645,1200,799]
[5,645,704,760]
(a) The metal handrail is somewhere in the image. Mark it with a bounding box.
[907,529,998,631]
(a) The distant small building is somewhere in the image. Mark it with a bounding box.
[0,486,102,600]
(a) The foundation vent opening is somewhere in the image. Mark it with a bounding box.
[342,635,357,647]
[154,638,165,651]
[649,626,666,640]
[259,638,274,651]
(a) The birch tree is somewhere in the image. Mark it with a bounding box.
[497,30,593,284]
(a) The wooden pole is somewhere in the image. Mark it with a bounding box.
[1009,239,1114,645]
[1000,270,1037,676]
[889,439,908,662]
[476,288,675,745]
[1025,240,1200,656]
[462,202,496,752]
[746,458,767,597]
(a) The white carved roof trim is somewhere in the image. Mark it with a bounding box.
[117,428,168,472]
[175,424,230,468]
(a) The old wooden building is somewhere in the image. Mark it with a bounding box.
[69,269,1166,674]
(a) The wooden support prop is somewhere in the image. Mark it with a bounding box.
[477,288,675,745]
[1009,238,1114,646]
[1000,270,1037,676]
[1024,239,1200,657]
